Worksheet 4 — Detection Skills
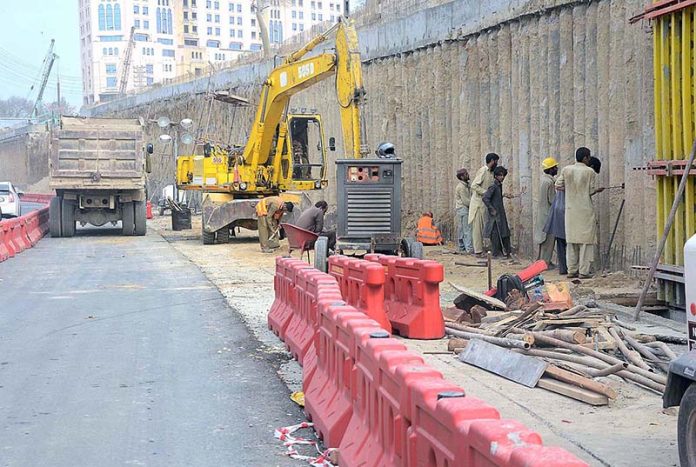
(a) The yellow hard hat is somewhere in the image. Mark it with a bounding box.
[542,157,558,170]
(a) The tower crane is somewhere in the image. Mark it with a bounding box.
[119,26,136,94]
[30,39,57,118]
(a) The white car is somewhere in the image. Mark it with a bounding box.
[0,182,21,218]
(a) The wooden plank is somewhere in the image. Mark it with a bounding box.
[449,282,507,310]
[536,377,609,406]
[545,365,617,399]
[458,339,547,388]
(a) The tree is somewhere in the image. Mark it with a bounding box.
[46,98,77,116]
[0,97,34,118]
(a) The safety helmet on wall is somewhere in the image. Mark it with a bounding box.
[542,157,558,170]
[376,142,396,159]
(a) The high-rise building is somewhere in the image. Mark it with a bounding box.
[79,0,349,105]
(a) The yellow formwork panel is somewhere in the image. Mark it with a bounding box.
[653,6,696,270]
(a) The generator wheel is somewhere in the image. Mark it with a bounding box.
[49,197,62,238]
[400,237,424,259]
[314,236,329,272]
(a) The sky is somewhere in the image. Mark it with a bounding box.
[0,1,83,107]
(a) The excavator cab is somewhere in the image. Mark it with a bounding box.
[286,114,327,189]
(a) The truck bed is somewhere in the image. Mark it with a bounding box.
[49,116,145,191]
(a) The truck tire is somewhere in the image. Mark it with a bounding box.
[60,198,76,237]
[217,228,230,243]
[679,382,696,466]
[121,202,135,236]
[134,201,146,236]
[49,197,62,238]
[314,236,329,272]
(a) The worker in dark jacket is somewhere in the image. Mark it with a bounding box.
[482,166,511,257]
[295,201,335,249]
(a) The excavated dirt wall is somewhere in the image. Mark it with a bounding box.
[100,0,656,266]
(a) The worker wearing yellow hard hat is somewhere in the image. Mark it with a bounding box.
[535,157,560,269]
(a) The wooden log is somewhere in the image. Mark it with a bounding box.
[611,317,637,331]
[653,334,688,345]
[516,329,587,345]
[608,327,653,371]
[445,322,491,335]
[645,341,679,361]
[557,305,588,318]
[536,377,609,406]
[632,333,657,343]
[514,348,665,393]
[445,329,530,349]
[545,364,617,399]
[529,332,667,386]
[623,333,672,372]
[589,362,628,377]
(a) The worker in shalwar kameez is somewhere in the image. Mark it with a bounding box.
[256,196,294,253]
[468,153,499,257]
[535,157,559,267]
[554,147,604,278]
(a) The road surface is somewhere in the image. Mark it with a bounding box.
[0,227,303,466]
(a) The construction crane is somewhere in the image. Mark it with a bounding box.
[119,27,136,95]
[30,39,57,118]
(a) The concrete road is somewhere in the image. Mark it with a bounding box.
[0,228,303,466]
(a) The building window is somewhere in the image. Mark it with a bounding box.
[230,28,235,36]
[311,1,315,8]
[318,13,322,20]
[184,0,188,6]
[143,20,150,29]
[311,12,316,20]
[237,30,242,37]
[215,14,220,23]
[229,16,234,24]
[158,38,174,44]
[318,1,322,8]
[98,4,106,30]
[207,13,212,21]
[184,25,189,33]
[206,0,211,7]
[147,77,154,85]
[250,43,262,51]
[299,11,303,19]
[330,15,334,21]
[251,31,256,39]
[106,77,117,88]
[236,17,241,25]
[184,11,189,19]
[299,23,304,31]
[99,35,124,41]
[192,25,198,32]
[163,49,175,57]
[145,64,154,74]
[236,4,241,12]
[229,41,242,50]
[214,1,219,9]
[228,2,234,11]
[292,22,297,31]
[207,39,220,47]
[106,64,117,74]
[134,5,139,14]
[103,47,108,55]
[292,0,296,5]
[134,33,148,41]
[251,18,256,26]
[192,12,197,19]
[134,19,140,28]
[299,0,303,5]
[292,10,296,18]
[207,27,212,34]
[143,6,148,14]
[185,39,198,46]
[215,27,220,36]
[106,4,114,29]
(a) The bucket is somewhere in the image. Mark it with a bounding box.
[171,206,192,231]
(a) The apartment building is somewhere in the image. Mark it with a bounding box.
[80,0,351,105]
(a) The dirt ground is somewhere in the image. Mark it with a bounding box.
[150,214,681,467]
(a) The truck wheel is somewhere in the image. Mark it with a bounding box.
[314,236,329,272]
[61,199,76,237]
[202,228,216,245]
[49,197,62,238]
[217,228,230,243]
[400,237,424,259]
[134,201,146,236]
[679,383,696,466]
[121,202,135,236]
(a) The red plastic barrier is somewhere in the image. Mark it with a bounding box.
[268,258,309,340]
[284,268,342,364]
[304,302,373,447]
[485,260,548,297]
[328,255,392,332]
[366,254,445,339]
[146,201,154,219]
[19,193,53,204]
[0,205,50,264]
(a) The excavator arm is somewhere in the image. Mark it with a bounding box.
[246,18,367,171]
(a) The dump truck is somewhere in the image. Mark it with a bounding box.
[48,116,152,237]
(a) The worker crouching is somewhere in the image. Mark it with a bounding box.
[256,196,294,253]
[416,212,443,246]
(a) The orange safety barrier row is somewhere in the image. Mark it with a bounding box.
[268,263,587,467]
[20,193,54,204]
[0,206,50,263]
[327,255,392,332]
[366,254,445,339]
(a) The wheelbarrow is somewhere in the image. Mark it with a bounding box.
[280,223,319,263]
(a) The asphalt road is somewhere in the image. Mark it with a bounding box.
[0,227,303,466]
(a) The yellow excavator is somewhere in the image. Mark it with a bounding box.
[176,19,368,244]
